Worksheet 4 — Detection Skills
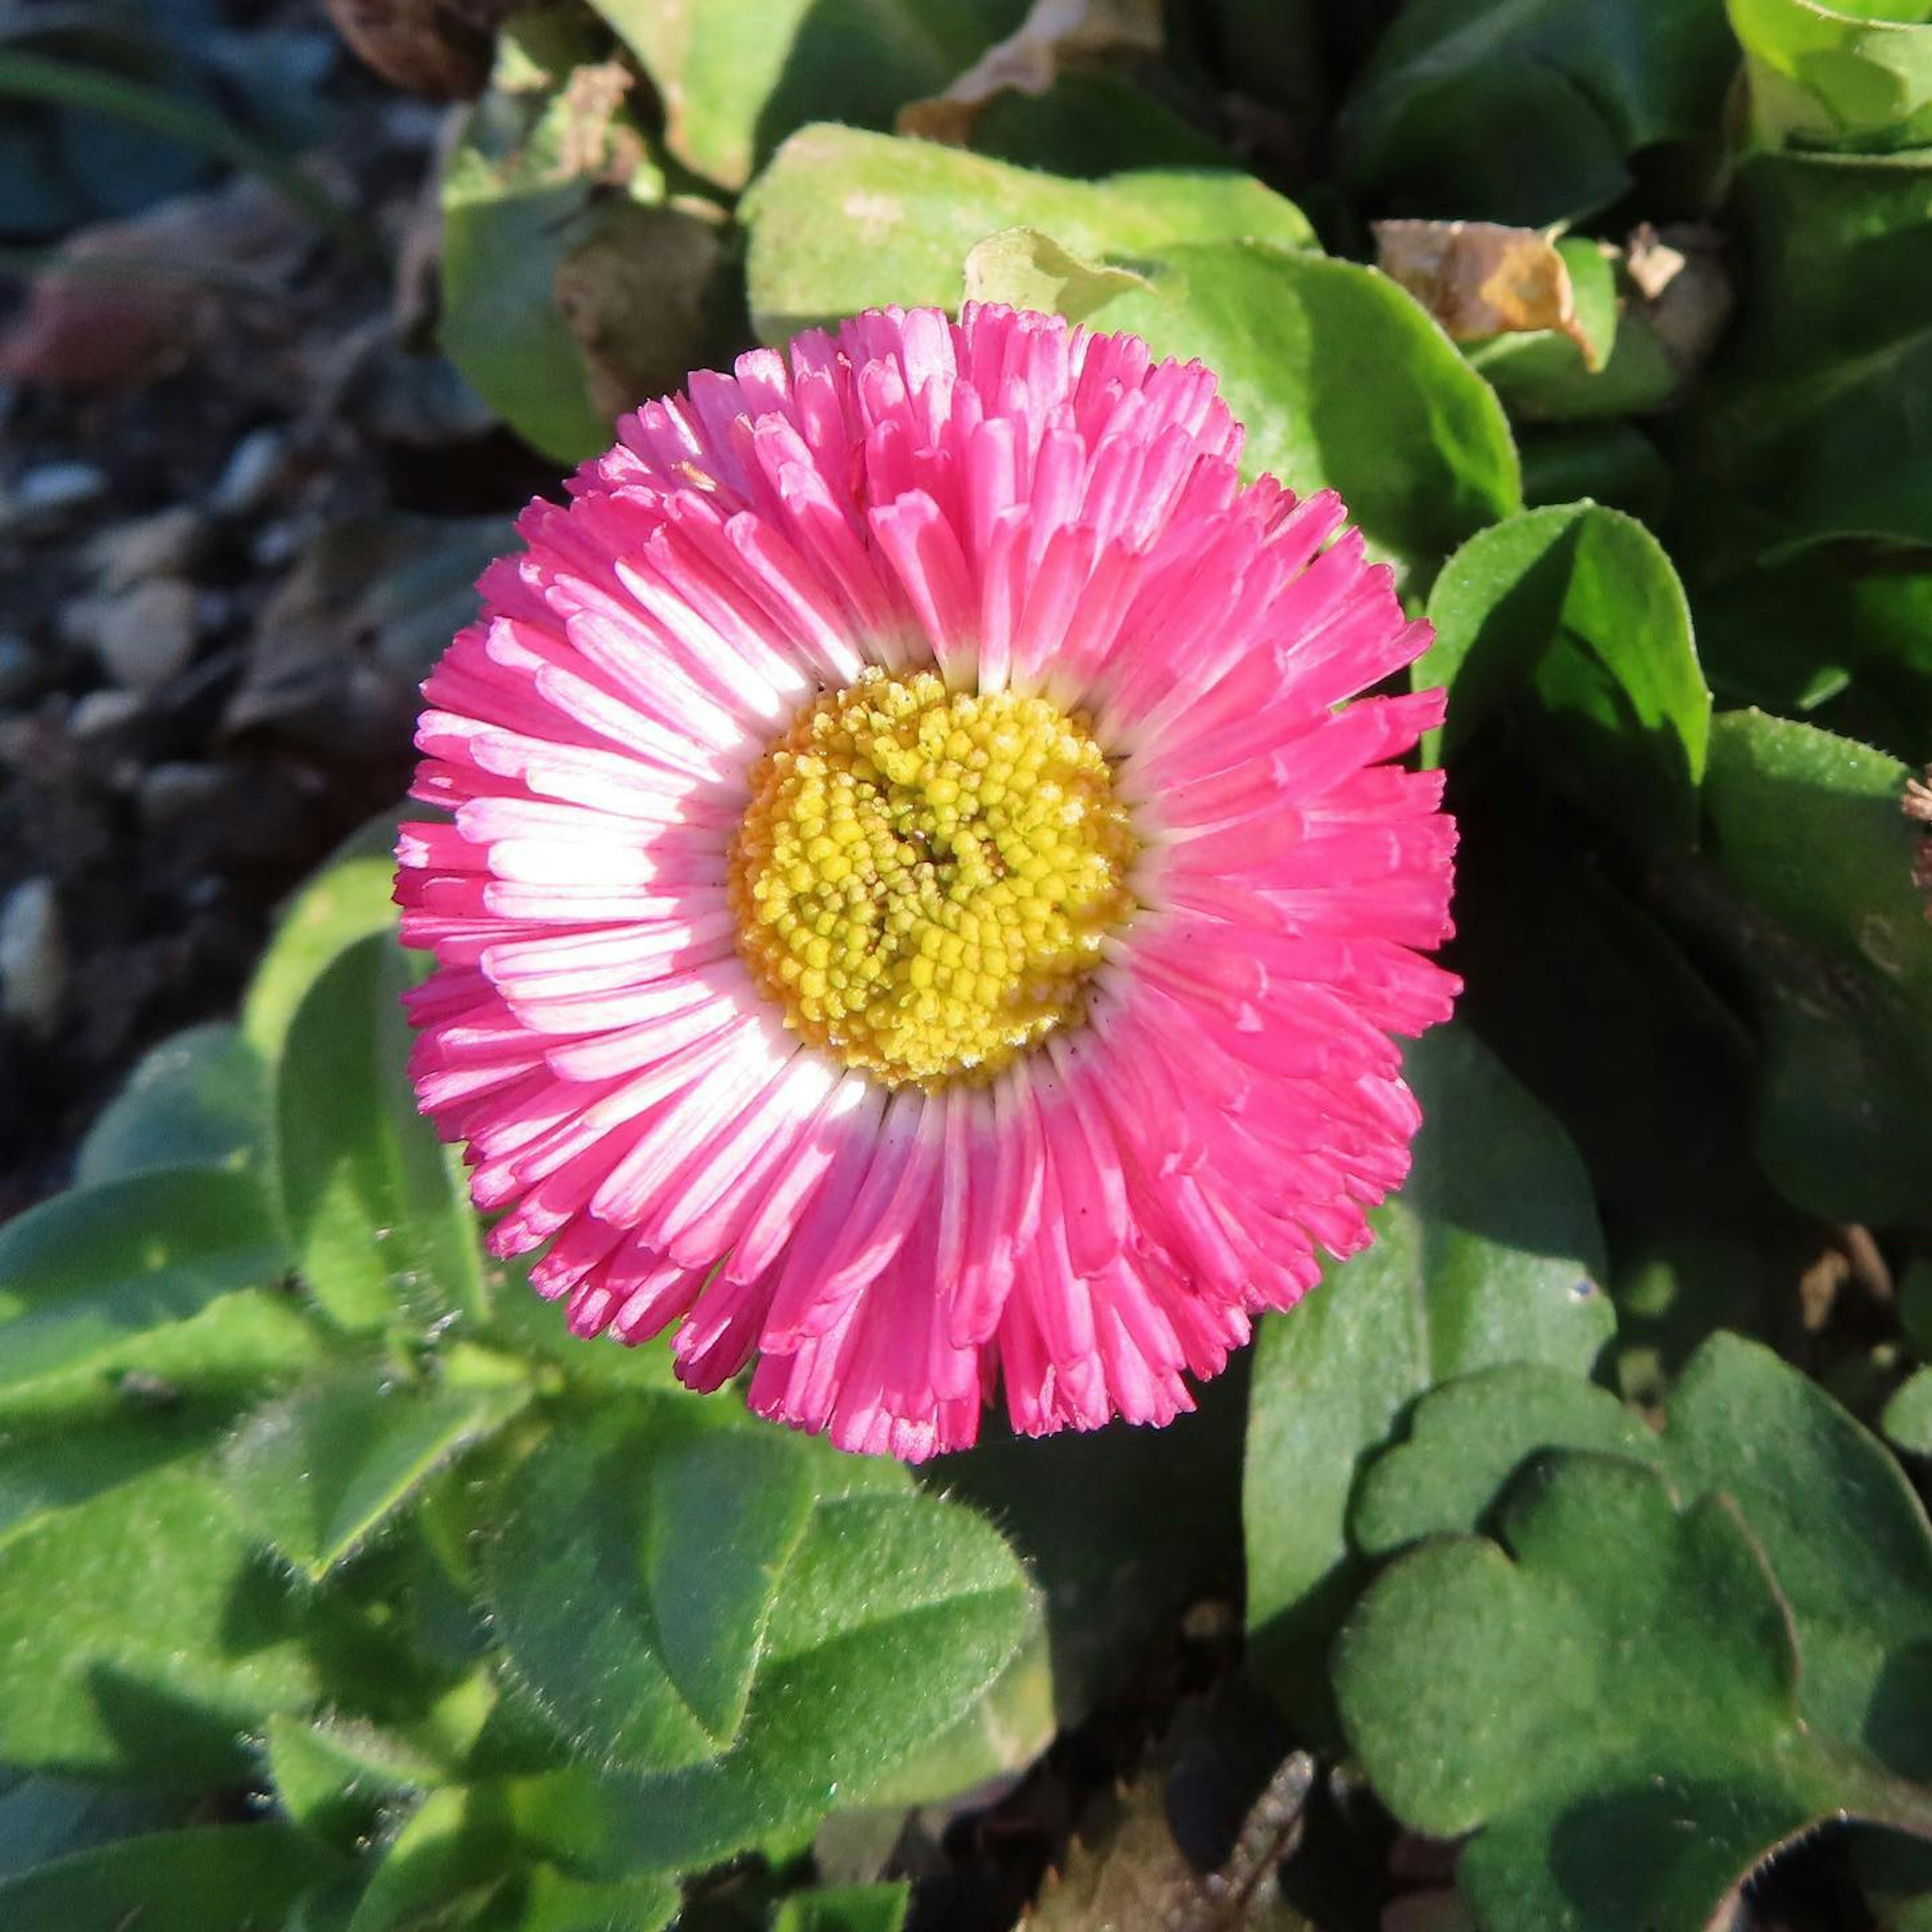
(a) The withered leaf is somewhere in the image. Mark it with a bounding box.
[1375,219,1601,369]
[899,0,1164,146]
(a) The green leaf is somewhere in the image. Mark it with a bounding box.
[1691,149,1932,556]
[439,15,668,464]
[225,1370,529,1581]
[0,1826,341,1932]
[0,1405,235,1553]
[1089,245,1522,573]
[971,71,1249,178]
[518,1865,680,1931]
[0,1459,320,1780]
[265,1713,446,1847]
[1666,1331,1932,1785]
[742,123,1316,339]
[593,0,1026,190]
[1609,1226,1777,1409]
[276,932,485,1335]
[499,1413,1033,1874]
[1243,1022,1612,1730]
[774,1884,911,1932]
[1889,1370,1932,1455]
[245,816,406,1064]
[347,1785,512,1932]
[962,226,1150,324]
[487,1404,819,1770]
[1731,0,1932,150]
[1417,502,1711,844]
[0,1169,313,1419]
[1447,798,1764,1218]
[75,1022,269,1186]
[1348,1364,1666,1557]
[933,1359,1249,1725]
[1518,422,1672,525]
[1692,710,1932,1225]
[1333,1452,1932,1932]
[1338,0,1737,222]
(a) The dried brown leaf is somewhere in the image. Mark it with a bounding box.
[898,0,1163,146]
[1622,222,1733,378]
[322,0,521,98]
[1024,1754,1316,1932]
[1374,219,1600,368]
[553,200,728,422]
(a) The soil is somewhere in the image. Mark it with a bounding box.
[0,0,555,1215]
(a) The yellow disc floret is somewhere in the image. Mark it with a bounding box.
[729,668,1139,1088]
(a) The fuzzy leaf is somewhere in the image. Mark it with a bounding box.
[0,1459,320,1780]
[0,1826,341,1932]
[1088,244,1522,572]
[1243,1023,1611,1731]
[244,817,405,1064]
[1335,1452,1932,1932]
[1731,0,1932,151]
[1692,710,1932,1226]
[1337,0,1736,224]
[742,123,1315,339]
[225,1370,529,1581]
[0,1169,313,1421]
[1666,1331,1932,1785]
[75,1023,269,1187]
[1418,502,1711,845]
[492,1404,1032,1874]
[265,1713,446,1848]
[275,932,485,1335]
[1349,1364,1666,1558]
[774,1883,912,1932]
[593,0,1028,189]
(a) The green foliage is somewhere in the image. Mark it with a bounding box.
[486,1402,1033,1871]
[1243,1023,1611,1730]
[275,933,485,1335]
[1335,1338,1932,1930]
[1337,0,1738,221]
[0,1825,343,1932]
[742,123,1316,337]
[1693,711,1932,1226]
[14,4,1932,1927]
[1088,245,1523,574]
[1730,0,1932,150]
[1419,503,1710,843]
[591,0,1027,190]
[74,1022,269,1186]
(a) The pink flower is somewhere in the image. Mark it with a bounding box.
[396,304,1459,1460]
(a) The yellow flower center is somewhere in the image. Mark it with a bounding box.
[729,668,1139,1089]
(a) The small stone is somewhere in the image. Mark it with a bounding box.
[12,460,108,515]
[68,688,144,738]
[139,760,231,826]
[83,505,201,593]
[209,427,286,518]
[0,877,64,1035]
[251,520,300,568]
[74,577,198,691]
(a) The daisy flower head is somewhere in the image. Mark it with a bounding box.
[396,304,1460,1461]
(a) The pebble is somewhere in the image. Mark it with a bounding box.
[209,427,286,518]
[84,506,202,593]
[68,689,144,738]
[0,877,64,1035]
[66,577,198,691]
[11,461,108,516]
[139,760,231,826]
